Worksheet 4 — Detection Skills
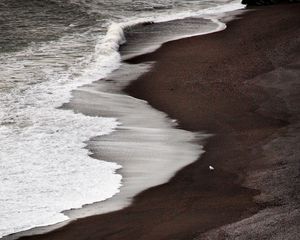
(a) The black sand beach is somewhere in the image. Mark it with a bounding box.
[20,4,300,240]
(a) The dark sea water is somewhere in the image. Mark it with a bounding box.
[0,0,243,238]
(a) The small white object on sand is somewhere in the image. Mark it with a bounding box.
[209,165,214,171]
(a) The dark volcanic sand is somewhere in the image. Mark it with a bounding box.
[21,4,300,240]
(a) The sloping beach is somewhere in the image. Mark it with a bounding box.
[19,3,300,240]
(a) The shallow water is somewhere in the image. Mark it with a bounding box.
[0,0,244,238]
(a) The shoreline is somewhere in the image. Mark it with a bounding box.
[4,11,240,240]
[16,3,300,240]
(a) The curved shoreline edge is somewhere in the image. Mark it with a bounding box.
[125,4,300,239]
[2,11,240,240]
[9,3,300,240]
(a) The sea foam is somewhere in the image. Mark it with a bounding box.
[0,25,123,238]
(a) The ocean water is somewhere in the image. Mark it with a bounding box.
[0,0,244,238]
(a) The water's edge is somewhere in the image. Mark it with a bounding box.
[3,8,245,240]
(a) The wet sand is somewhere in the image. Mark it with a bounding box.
[20,3,300,240]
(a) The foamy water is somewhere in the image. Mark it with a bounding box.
[0,30,123,238]
[0,0,244,238]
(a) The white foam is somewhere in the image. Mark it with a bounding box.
[0,27,123,238]
[0,111,121,238]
